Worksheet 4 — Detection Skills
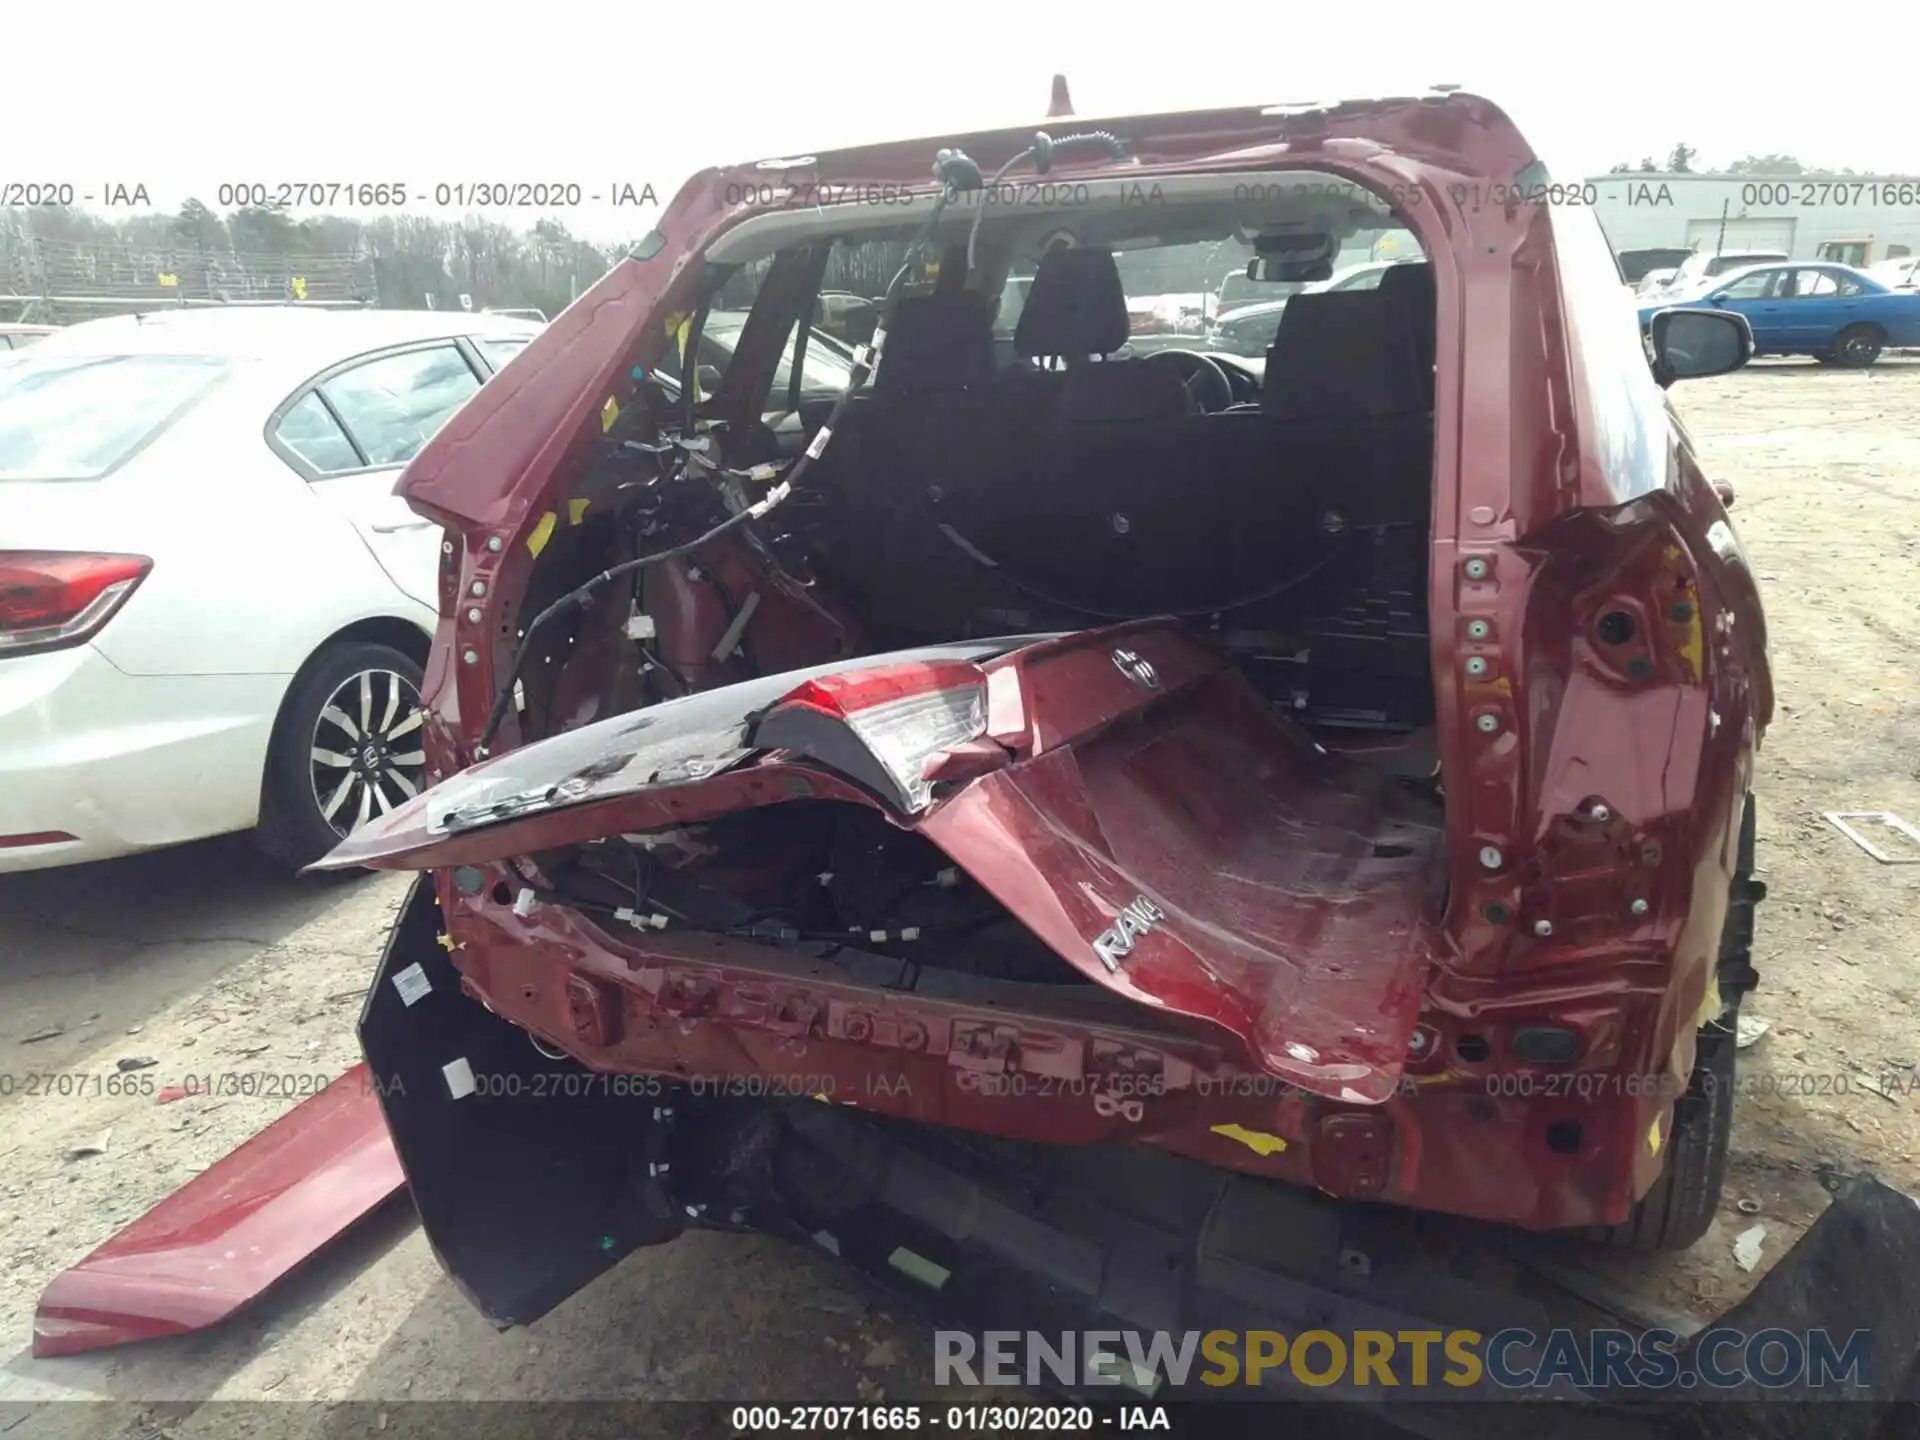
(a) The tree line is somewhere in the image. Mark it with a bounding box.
[1,199,646,320]
[1606,147,1869,176]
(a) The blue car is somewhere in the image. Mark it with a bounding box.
[1639,261,1920,367]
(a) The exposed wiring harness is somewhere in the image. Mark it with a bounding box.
[964,129,1130,274]
[473,144,1010,759]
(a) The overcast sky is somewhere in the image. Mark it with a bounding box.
[12,0,1917,244]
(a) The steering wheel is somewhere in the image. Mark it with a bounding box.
[1141,349,1236,413]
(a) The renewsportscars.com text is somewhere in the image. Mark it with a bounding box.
[935,1327,1872,1392]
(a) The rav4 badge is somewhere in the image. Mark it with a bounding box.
[1093,895,1167,972]
[1111,648,1160,689]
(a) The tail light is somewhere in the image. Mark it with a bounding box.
[0,551,152,658]
[752,661,990,813]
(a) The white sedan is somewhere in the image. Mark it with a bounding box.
[0,306,540,873]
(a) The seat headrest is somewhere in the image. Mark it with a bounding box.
[1013,248,1130,358]
[1261,285,1431,421]
[873,291,995,396]
[1377,262,1436,404]
[1376,260,1435,312]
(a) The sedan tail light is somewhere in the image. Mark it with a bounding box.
[752,661,991,813]
[0,551,152,657]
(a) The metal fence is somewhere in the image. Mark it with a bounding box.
[0,226,376,320]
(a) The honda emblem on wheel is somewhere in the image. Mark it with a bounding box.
[1112,647,1159,689]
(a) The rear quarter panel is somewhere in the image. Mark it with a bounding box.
[83,369,435,679]
[1875,290,1920,344]
[1449,202,1768,1186]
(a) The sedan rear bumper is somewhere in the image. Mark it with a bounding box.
[0,645,285,872]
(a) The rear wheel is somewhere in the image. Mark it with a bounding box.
[1830,323,1885,368]
[257,641,427,872]
[1590,798,1761,1252]
[1592,1020,1737,1252]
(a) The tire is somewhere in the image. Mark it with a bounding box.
[1591,1021,1737,1252]
[1830,323,1885,368]
[1589,797,1761,1252]
[256,641,428,872]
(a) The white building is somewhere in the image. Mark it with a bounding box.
[1583,173,1920,267]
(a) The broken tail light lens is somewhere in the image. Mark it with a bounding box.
[763,661,989,812]
[0,551,152,658]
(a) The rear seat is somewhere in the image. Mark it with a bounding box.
[935,264,1437,617]
[804,289,1004,638]
[996,247,1193,423]
[1261,263,1435,530]
[823,256,1439,630]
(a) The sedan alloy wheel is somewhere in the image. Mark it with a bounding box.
[309,668,427,836]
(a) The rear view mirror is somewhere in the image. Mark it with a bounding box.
[1249,229,1335,284]
[1707,291,1729,305]
[1249,255,1333,284]
[1648,308,1752,388]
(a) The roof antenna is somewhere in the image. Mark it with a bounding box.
[1047,74,1073,118]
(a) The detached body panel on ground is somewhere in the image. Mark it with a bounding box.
[31,1066,403,1358]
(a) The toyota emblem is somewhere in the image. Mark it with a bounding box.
[1112,647,1159,689]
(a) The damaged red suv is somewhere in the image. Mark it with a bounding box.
[324,92,1771,1330]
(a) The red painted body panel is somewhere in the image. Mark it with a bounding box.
[31,1066,401,1358]
[327,622,1446,1107]
[319,93,1772,1234]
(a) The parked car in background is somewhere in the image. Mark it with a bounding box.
[482,306,549,323]
[0,306,542,874]
[1643,248,1790,301]
[1634,268,1680,297]
[1867,255,1919,291]
[1615,247,1694,286]
[813,291,880,345]
[1209,294,1295,356]
[0,323,59,351]
[1207,259,1418,356]
[658,308,858,406]
[1125,292,1209,337]
[1212,268,1277,319]
[1638,260,1920,366]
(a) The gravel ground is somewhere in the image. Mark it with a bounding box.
[2,355,1917,1434]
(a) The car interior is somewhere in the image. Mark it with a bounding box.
[607,172,1442,745]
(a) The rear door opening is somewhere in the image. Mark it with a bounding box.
[324,154,1459,1107]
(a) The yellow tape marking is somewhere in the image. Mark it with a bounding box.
[1677,593,1705,681]
[527,511,558,558]
[1648,1115,1664,1156]
[568,498,591,526]
[1692,970,1723,1033]
[600,395,621,433]
[1210,1123,1288,1157]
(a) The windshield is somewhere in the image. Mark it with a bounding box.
[0,354,229,481]
[1214,269,1267,313]
[995,275,1034,337]
[1121,239,1293,329]
[772,327,855,398]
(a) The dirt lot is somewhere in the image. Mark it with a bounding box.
[1,356,1917,1433]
